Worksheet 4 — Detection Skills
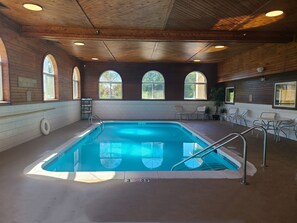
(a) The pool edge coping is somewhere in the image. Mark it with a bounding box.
[24,121,257,183]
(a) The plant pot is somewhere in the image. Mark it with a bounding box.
[212,115,220,120]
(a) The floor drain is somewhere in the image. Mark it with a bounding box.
[125,178,150,183]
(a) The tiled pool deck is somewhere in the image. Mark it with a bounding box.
[0,120,296,223]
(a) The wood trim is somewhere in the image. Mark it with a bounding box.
[21,26,294,43]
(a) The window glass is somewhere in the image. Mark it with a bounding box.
[225,87,235,104]
[142,71,165,99]
[99,70,122,99]
[73,67,80,99]
[274,81,296,108]
[43,55,57,100]
[184,71,207,100]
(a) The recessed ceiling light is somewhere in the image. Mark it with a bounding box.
[74,42,85,46]
[23,3,43,11]
[91,58,99,60]
[193,59,201,62]
[265,10,284,17]
[214,45,225,49]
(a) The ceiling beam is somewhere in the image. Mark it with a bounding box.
[21,26,294,43]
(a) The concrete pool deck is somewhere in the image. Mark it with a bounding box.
[0,120,296,223]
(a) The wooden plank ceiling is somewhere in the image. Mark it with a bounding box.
[0,0,296,63]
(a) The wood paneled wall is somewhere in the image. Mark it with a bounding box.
[82,62,217,100]
[225,71,297,106]
[218,41,297,83]
[0,13,82,104]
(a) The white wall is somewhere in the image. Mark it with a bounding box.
[93,100,215,120]
[0,101,80,152]
[225,102,297,141]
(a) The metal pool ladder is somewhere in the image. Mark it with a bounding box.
[171,126,267,185]
[88,115,104,129]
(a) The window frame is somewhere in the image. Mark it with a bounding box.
[225,86,235,104]
[42,54,58,101]
[184,71,207,100]
[141,70,165,100]
[98,70,123,100]
[72,66,80,100]
[273,81,296,109]
[0,38,9,103]
[0,55,3,101]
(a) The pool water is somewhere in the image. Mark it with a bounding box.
[43,122,238,172]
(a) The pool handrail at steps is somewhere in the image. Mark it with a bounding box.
[171,126,267,185]
[88,115,104,130]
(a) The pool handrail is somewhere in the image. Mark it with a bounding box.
[171,133,243,169]
[88,115,104,130]
[171,126,267,185]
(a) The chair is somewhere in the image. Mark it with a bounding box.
[174,105,191,120]
[235,109,248,126]
[277,117,297,141]
[253,112,277,139]
[192,106,207,120]
[226,107,238,123]
[253,112,277,129]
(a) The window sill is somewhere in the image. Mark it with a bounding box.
[44,99,59,102]
[184,99,208,101]
[0,101,10,105]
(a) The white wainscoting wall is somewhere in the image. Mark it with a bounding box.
[93,100,215,120]
[225,103,297,141]
[0,101,80,152]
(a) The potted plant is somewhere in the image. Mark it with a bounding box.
[209,86,225,120]
[205,107,211,120]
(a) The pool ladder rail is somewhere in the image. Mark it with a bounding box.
[88,115,104,129]
[171,126,267,185]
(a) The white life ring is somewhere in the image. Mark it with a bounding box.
[40,118,51,135]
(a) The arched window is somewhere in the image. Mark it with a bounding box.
[0,38,9,102]
[43,54,58,100]
[72,67,80,99]
[99,70,122,99]
[142,70,165,99]
[184,71,207,100]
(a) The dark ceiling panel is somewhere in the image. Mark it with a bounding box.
[165,0,270,30]
[48,39,115,62]
[0,0,92,27]
[78,0,173,29]
[104,41,156,62]
[0,0,296,63]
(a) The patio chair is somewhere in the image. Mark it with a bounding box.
[253,112,277,129]
[235,109,248,126]
[277,117,297,141]
[253,112,277,138]
[174,105,191,120]
[192,106,207,120]
[226,107,238,123]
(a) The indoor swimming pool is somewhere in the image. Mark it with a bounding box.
[42,122,238,172]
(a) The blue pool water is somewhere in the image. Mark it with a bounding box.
[43,122,238,172]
